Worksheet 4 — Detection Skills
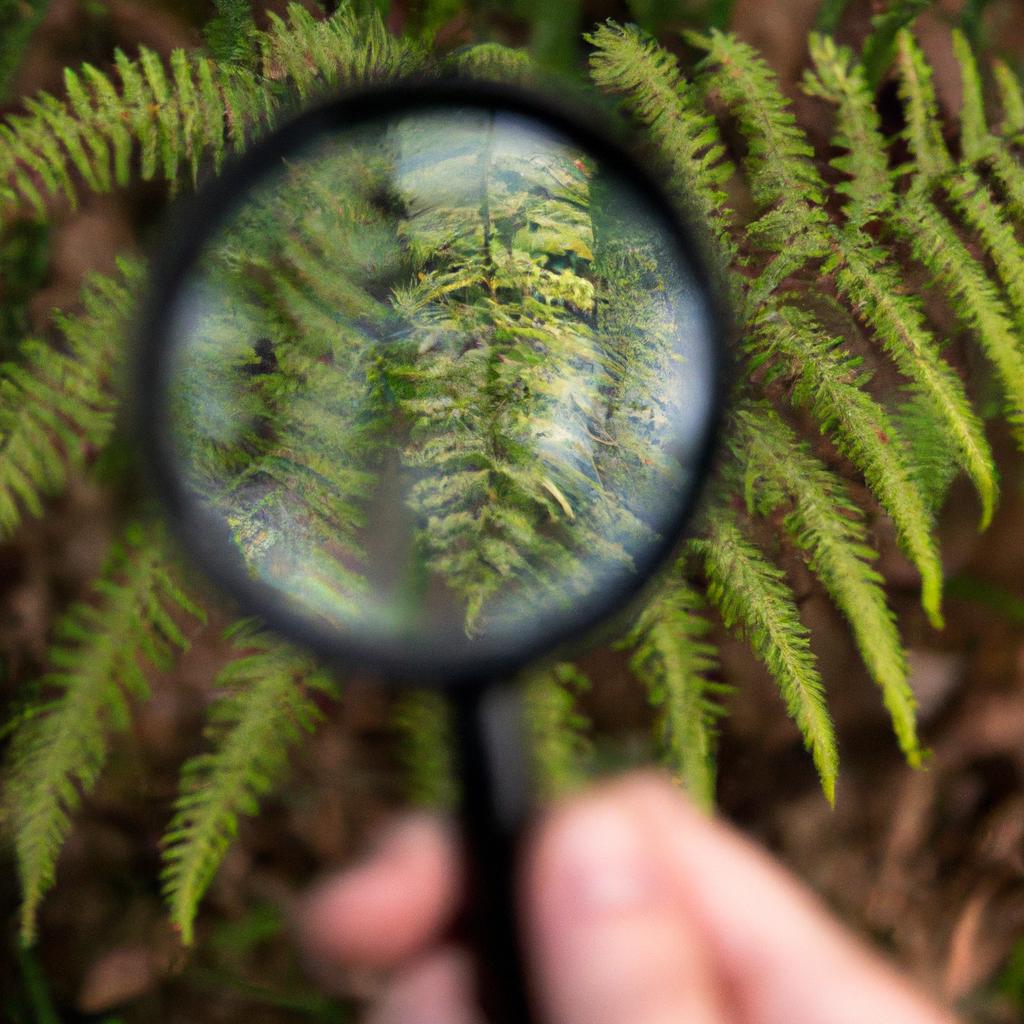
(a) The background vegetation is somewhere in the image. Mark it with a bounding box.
[1,1,1024,1021]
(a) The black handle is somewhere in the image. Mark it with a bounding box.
[451,681,538,1024]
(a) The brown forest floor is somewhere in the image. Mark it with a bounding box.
[3,0,1024,1021]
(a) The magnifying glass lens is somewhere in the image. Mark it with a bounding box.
[162,105,718,660]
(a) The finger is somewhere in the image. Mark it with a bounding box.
[297,814,460,977]
[524,787,729,1024]
[364,946,484,1024]
[613,773,957,1024]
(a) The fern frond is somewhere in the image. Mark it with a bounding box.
[524,663,592,798]
[896,28,953,179]
[0,260,142,537]
[161,622,335,945]
[689,29,830,257]
[952,28,989,163]
[860,0,929,90]
[693,511,837,804]
[3,525,202,943]
[737,405,920,765]
[804,33,893,227]
[448,42,534,83]
[802,30,998,524]
[586,21,734,250]
[0,3,424,221]
[393,690,457,809]
[751,300,943,626]
[830,237,997,527]
[896,191,1024,444]
[625,576,726,809]
[203,0,258,66]
[994,58,1024,139]
[260,3,423,99]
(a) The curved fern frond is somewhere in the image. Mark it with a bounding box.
[624,575,726,809]
[689,29,830,258]
[830,239,997,526]
[161,622,336,945]
[802,34,998,524]
[393,691,457,809]
[896,191,1024,444]
[524,663,592,798]
[0,260,142,538]
[804,32,893,227]
[751,300,943,626]
[3,525,202,943]
[585,21,734,252]
[0,3,424,222]
[737,405,920,765]
[692,511,838,804]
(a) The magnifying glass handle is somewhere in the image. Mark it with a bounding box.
[451,681,539,1024]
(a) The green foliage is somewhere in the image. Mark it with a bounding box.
[0,260,141,537]
[203,0,258,66]
[525,663,593,797]
[161,623,335,945]
[2,524,202,943]
[393,691,457,808]
[3,1,1024,949]
[693,511,838,805]
[625,576,726,810]
[0,3,424,221]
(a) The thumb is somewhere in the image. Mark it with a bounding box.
[524,787,728,1024]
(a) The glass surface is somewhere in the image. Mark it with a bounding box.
[164,106,716,655]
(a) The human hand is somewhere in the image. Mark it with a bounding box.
[297,772,959,1024]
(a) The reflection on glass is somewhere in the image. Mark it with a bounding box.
[166,108,714,651]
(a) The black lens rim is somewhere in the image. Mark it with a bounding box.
[135,77,732,687]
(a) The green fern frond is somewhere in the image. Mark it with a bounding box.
[952,28,989,163]
[0,3,424,221]
[830,237,997,527]
[448,42,534,83]
[624,576,726,810]
[524,663,593,798]
[804,33,893,227]
[801,32,998,525]
[751,300,943,627]
[0,260,142,537]
[692,512,837,804]
[737,405,920,766]
[161,622,335,945]
[393,691,457,809]
[586,21,734,250]
[203,0,258,66]
[896,191,1024,444]
[3,525,202,944]
[896,28,954,179]
[860,0,929,90]
[690,30,829,259]
[994,58,1024,139]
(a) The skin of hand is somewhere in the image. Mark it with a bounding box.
[296,771,960,1024]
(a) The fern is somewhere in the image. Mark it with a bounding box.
[393,691,458,809]
[0,260,142,537]
[692,511,838,805]
[161,622,336,945]
[625,576,726,810]
[2,525,202,943]
[585,22,734,253]
[5,4,1024,945]
[0,3,423,221]
[525,663,593,798]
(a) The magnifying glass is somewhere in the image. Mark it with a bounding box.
[135,79,728,1023]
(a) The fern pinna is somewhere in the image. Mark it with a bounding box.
[1,2,1024,946]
